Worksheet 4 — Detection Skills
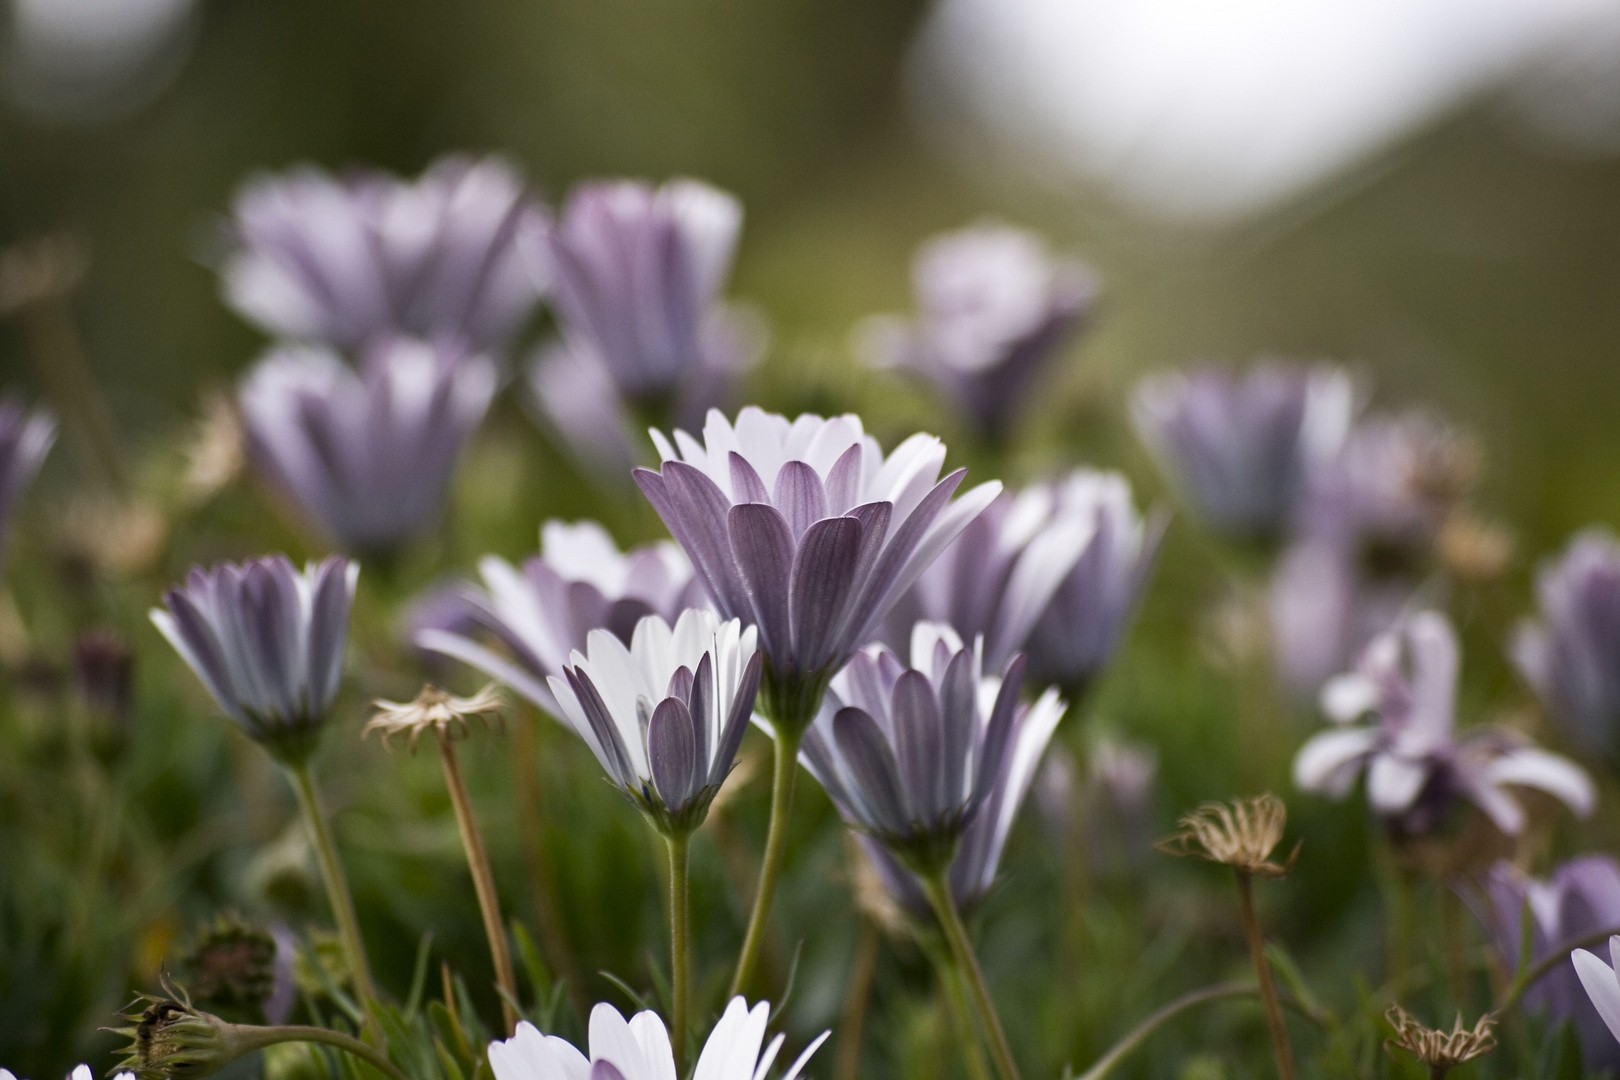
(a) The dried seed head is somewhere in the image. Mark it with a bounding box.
[1437,514,1514,583]
[1384,1005,1497,1075]
[182,914,277,1019]
[365,683,503,749]
[1157,794,1298,877]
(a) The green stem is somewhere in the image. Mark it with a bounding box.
[286,762,382,1045]
[1077,983,1257,1080]
[833,919,882,1080]
[233,1023,408,1080]
[667,830,692,1076]
[919,870,1020,1080]
[934,940,994,1080]
[1236,871,1295,1080]
[729,727,801,997]
[1494,924,1620,1016]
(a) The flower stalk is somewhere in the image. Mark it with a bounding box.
[729,722,802,997]
[667,829,692,1074]
[918,868,1021,1080]
[1236,869,1297,1080]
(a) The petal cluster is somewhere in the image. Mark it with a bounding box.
[150,555,355,762]
[0,395,54,563]
[548,609,762,831]
[1293,610,1593,835]
[636,407,1001,720]
[223,155,549,352]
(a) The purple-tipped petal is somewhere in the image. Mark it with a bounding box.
[728,503,796,661]
[566,666,638,788]
[729,451,771,504]
[974,654,1026,804]
[712,651,761,787]
[937,647,977,807]
[775,460,829,540]
[687,652,714,776]
[834,706,910,835]
[789,516,863,673]
[649,697,699,809]
[890,670,945,822]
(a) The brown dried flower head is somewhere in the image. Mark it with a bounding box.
[1384,1005,1497,1074]
[365,683,503,749]
[1437,514,1514,584]
[1156,793,1298,877]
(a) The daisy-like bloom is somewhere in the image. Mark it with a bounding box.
[1293,610,1595,836]
[0,394,55,561]
[1574,936,1620,1049]
[1132,361,1353,541]
[222,155,549,353]
[238,336,496,553]
[151,555,355,765]
[799,622,1028,871]
[1383,1007,1496,1077]
[365,683,503,749]
[1268,537,1411,693]
[863,223,1096,437]
[1477,856,1620,1072]
[548,608,761,834]
[1513,528,1620,757]
[636,407,1001,729]
[1157,793,1296,877]
[4,1069,133,1080]
[489,997,829,1080]
[417,519,705,716]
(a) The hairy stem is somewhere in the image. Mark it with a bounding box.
[437,730,519,1034]
[834,919,882,1080]
[919,870,1021,1080]
[934,939,994,1080]
[232,1023,408,1080]
[286,761,382,1045]
[1236,871,1295,1080]
[667,830,692,1076]
[729,727,801,997]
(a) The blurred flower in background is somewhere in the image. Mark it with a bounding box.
[3,0,195,123]
[0,396,55,563]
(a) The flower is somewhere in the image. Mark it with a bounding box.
[547,609,762,833]
[181,914,280,1025]
[1157,794,1295,877]
[365,683,504,749]
[1513,528,1620,757]
[1267,537,1410,692]
[862,222,1096,436]
[1293,610,1594,835]
[221,155,549,353]
[0,394,55,559]
[1477,856,1620,1071]
[238,336,496,553]
[1573,936,1620,1050]
[2,1069,131,1080]
[150,555,356,764]
[882,469,1160,686]
[798,623,1028,871]
[112,998,240,1080]
[1132,362,1352,541]
[547,177,746,399]
[417,519,705,716]
[488,997,829,1080]
[1383,1006,1496,1076]
[635,407,1001,728]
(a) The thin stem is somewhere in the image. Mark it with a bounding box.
[1441,887,1469,1010]
[919,870,1021,1080]
[729,727,801,998]
[286,762,382,1045]
[437,730,520,1035]
[1236,871,1296,1080]
[933,939,994,1080]
[667,830,692,1076]
[513,711,587,1015]
[1494,924,1620,1016]
[1077,983,1257,1080]
[833,919,882,1080]
[232,1023,409,1080]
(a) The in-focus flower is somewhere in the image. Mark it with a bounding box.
[151,555,356,764]
[1132,362,1353,541]
[1477,856,1620,1072]
[418,519,705,715]
[222,155,549,353]
[1574,936,1620,1050]
[799,623,1030,872]
[1383,1006,1496,1077]
[547,609,761,834]
[238,336,496,553]
[883,469,1160,686]
[1294,610,1594,835]
[365,683,503,750]
[1157,794,1295,877]
[0,394,55,560]
[862,223,1096,437]
[636,407,1001,729]
[489,997,828,1080]
[1513,528,1620,757]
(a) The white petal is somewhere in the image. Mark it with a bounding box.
[1574,947,1620,1043]
[1483,747,1596,818]
[1320,673,1377,722]
[1292,727,1378,796]
[590,1003,649,1079]
[1366,753,1427,814]
[629,1010,678,1080]
[779,1030,832,1080]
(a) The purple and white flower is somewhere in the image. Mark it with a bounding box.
[238,336,496,553]
[150,555,356,764]
[547,609,761,832]
[1574,937,1620,1053]
[222,155,549,353]
[1132,362,1352,541]
[1512,529,1620,757]
[418,520,705,716]
[0,395,54,561]
[1293,610,1594,835]
[635,407,1001,728]
[863,223,1095,436]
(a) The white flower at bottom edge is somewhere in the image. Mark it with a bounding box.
[0,1068,133,1080]
[489,997,830,1080]
[1574,935,1620,1045]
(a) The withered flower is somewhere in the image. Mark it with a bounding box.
[365,683,503,750]
[1384,1006,1497,1078]
[1157,794,1297,877]
[111,996,240,1080]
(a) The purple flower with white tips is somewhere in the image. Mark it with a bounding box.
[222,155,549,353]
[150,555,356,764]
[1293,610,1594,836]
[1512,528,1620,757]
[1132,362,1353,541]
[546,609,761,834]
[0,395,54,562]
[636,407,1001,730]
[799,623,1032,870]
[238,337,496,553]
[418,519,706,716]
[863,223,1096,437]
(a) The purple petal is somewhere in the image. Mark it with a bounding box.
[834,706,909,835]
[729,451,771,504]
[641,461,752,619]
[890,670,944,821]
[687,653,713,774]
[565,667,637,788]
[728,503,796,663]
[649,697,699,809]
[974,654,1026,805]
[824,443,864,516]
[775,460,829,540]
[938,647,976,807]
[711,652,762,787]
[789,516,863,673]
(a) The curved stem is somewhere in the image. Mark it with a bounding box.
[667,830,692,1076]
[232,1023,408,1080]
[1236,871,1296,1080]
[286,762,383,1045]
[729,728,801,998]
[919,869,1021,1080]
[438,731,519,1034]
[933,939,994,1080]
[1493,924,1620,1016]
[834,919,882,1080]
[1077,983,1257,1080]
